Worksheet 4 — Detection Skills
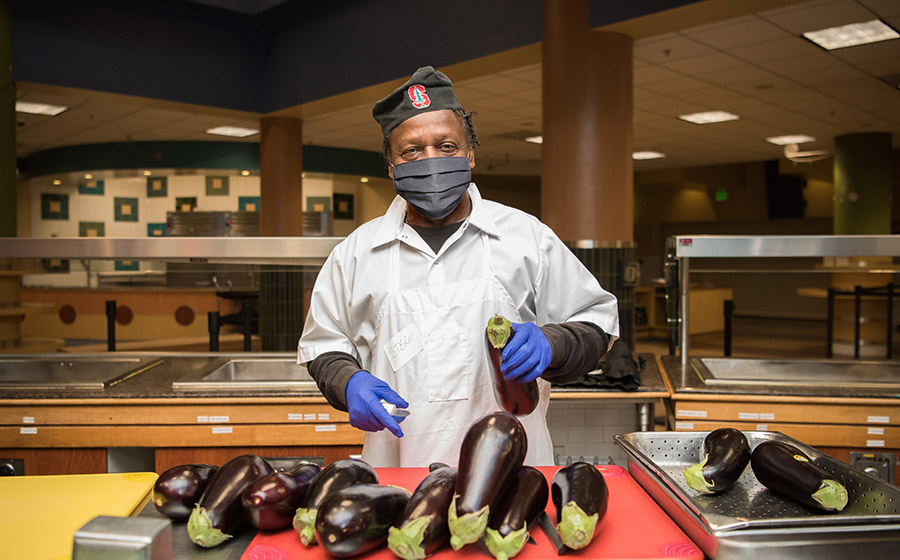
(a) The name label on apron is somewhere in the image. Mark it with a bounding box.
[385,322,424,372]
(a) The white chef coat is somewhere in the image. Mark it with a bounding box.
[298,183,619,466]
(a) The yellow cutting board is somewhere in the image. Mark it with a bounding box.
[0,471,158,560]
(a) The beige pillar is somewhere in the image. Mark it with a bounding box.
[541,0,634,243]
[259,116,304,236]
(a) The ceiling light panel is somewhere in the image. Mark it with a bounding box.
[766,134,816,145]
[678,110,740,124]
[206,126,259,138]
[16,101,69,116]
[633,151,666,160]
[803,19,899,50]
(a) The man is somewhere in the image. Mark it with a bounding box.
[298,66,618,467]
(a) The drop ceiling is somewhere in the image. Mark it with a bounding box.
[14,0,900,178]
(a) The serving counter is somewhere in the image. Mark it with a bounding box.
[0,352,669,476]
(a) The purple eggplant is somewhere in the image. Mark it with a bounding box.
[387,466,458,560]
[486,315,539,416]
[151,463,218,521]
[683,428,750,494]
[551,462,608,550]
[293,458,378,546]
[187,454,274,548]
[484,466,549,560]
[448,412,527,551]
[315,483,411,558]
[242,462,322,531]
[750,440,848,512]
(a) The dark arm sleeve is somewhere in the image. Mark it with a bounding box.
[307,351,363,412]
[539,321,610,384]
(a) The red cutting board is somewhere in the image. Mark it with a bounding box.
[241,465,702,560]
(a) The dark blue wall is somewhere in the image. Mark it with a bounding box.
[12,0,702,113]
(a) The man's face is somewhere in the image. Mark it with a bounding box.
[387,110,475,179]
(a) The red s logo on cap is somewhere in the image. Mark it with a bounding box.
[407,85,430,109]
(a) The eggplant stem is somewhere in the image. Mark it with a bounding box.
[186,505,232,548]
[812,479,849,511]
[484,526,529,560]
[556,501,599,550]
[487,315,512,349]
[683,454,715,494]
[292,507,318,546]
[387,515,431,560]
[447,495,490,551]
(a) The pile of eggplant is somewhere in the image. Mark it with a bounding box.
[682,428,849,513]
[152,455,324,548]
[152,412,614,557]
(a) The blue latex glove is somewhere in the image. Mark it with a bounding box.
[345,371,408,438]
[500,322,552,383]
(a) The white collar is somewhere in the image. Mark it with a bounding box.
[370,183,500,249]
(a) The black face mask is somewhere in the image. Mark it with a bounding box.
[392,156,472,220]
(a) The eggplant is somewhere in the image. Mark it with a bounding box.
[484,466,549,560]
[750,440,848,512]
[486,315,540,416]
[293,457,378,546]
[187,454,274,547]
[315,483,411,558]
[448,411,527,551]
[388,466,458,560]
[242,462,322,531]
[151,463,218,521]
[551,461,608,550]
[683,427,751,494]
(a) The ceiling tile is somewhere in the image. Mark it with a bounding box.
[760,0,877,34]
[634,33,716,63]
[681,15,793,49]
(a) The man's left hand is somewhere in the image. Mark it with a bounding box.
[500,322,552,383]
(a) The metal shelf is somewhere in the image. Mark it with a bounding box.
[0,237,343,266]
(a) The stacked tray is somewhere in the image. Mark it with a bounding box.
[615,431,900,560]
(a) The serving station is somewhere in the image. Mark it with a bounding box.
[661,235,900,482]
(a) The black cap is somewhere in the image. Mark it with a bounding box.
[372,66,463,136]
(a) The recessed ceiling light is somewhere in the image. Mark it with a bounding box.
[524,135,543,144]
[240,170,250,176]
[52,179,62,186]
[143,170,152,176]
[16,101,69,116]
[633,151,666,160]
[359,177,369,183]
[84,173,93,180]
[678,111,740,124]
[766,134,816,146]
[803,19,899,50]
[205,126,259,138]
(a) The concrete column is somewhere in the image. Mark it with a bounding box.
[0,0,15,237]
[542,0,637,348]
[258,116,304,351]
[830,132,893,358]
[833,132,892,235]
[541,0,633,242]
[259,116,303,236]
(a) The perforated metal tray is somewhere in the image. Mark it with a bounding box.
[615,431,900,559]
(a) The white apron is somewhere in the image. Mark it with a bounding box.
[361,224,554,467]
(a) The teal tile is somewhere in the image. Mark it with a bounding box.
[41,193,69,220]
[115,197,139,222]
[146,176,168,197]
[78,179,104,195]
[206,176,229,196]
[79,221,105,237]
[239,196,260,212]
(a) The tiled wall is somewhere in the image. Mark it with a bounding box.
[547,401,639,466]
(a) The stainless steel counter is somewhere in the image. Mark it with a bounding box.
[663,354,900,400]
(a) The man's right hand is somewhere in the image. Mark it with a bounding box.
[345,371,408,437]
